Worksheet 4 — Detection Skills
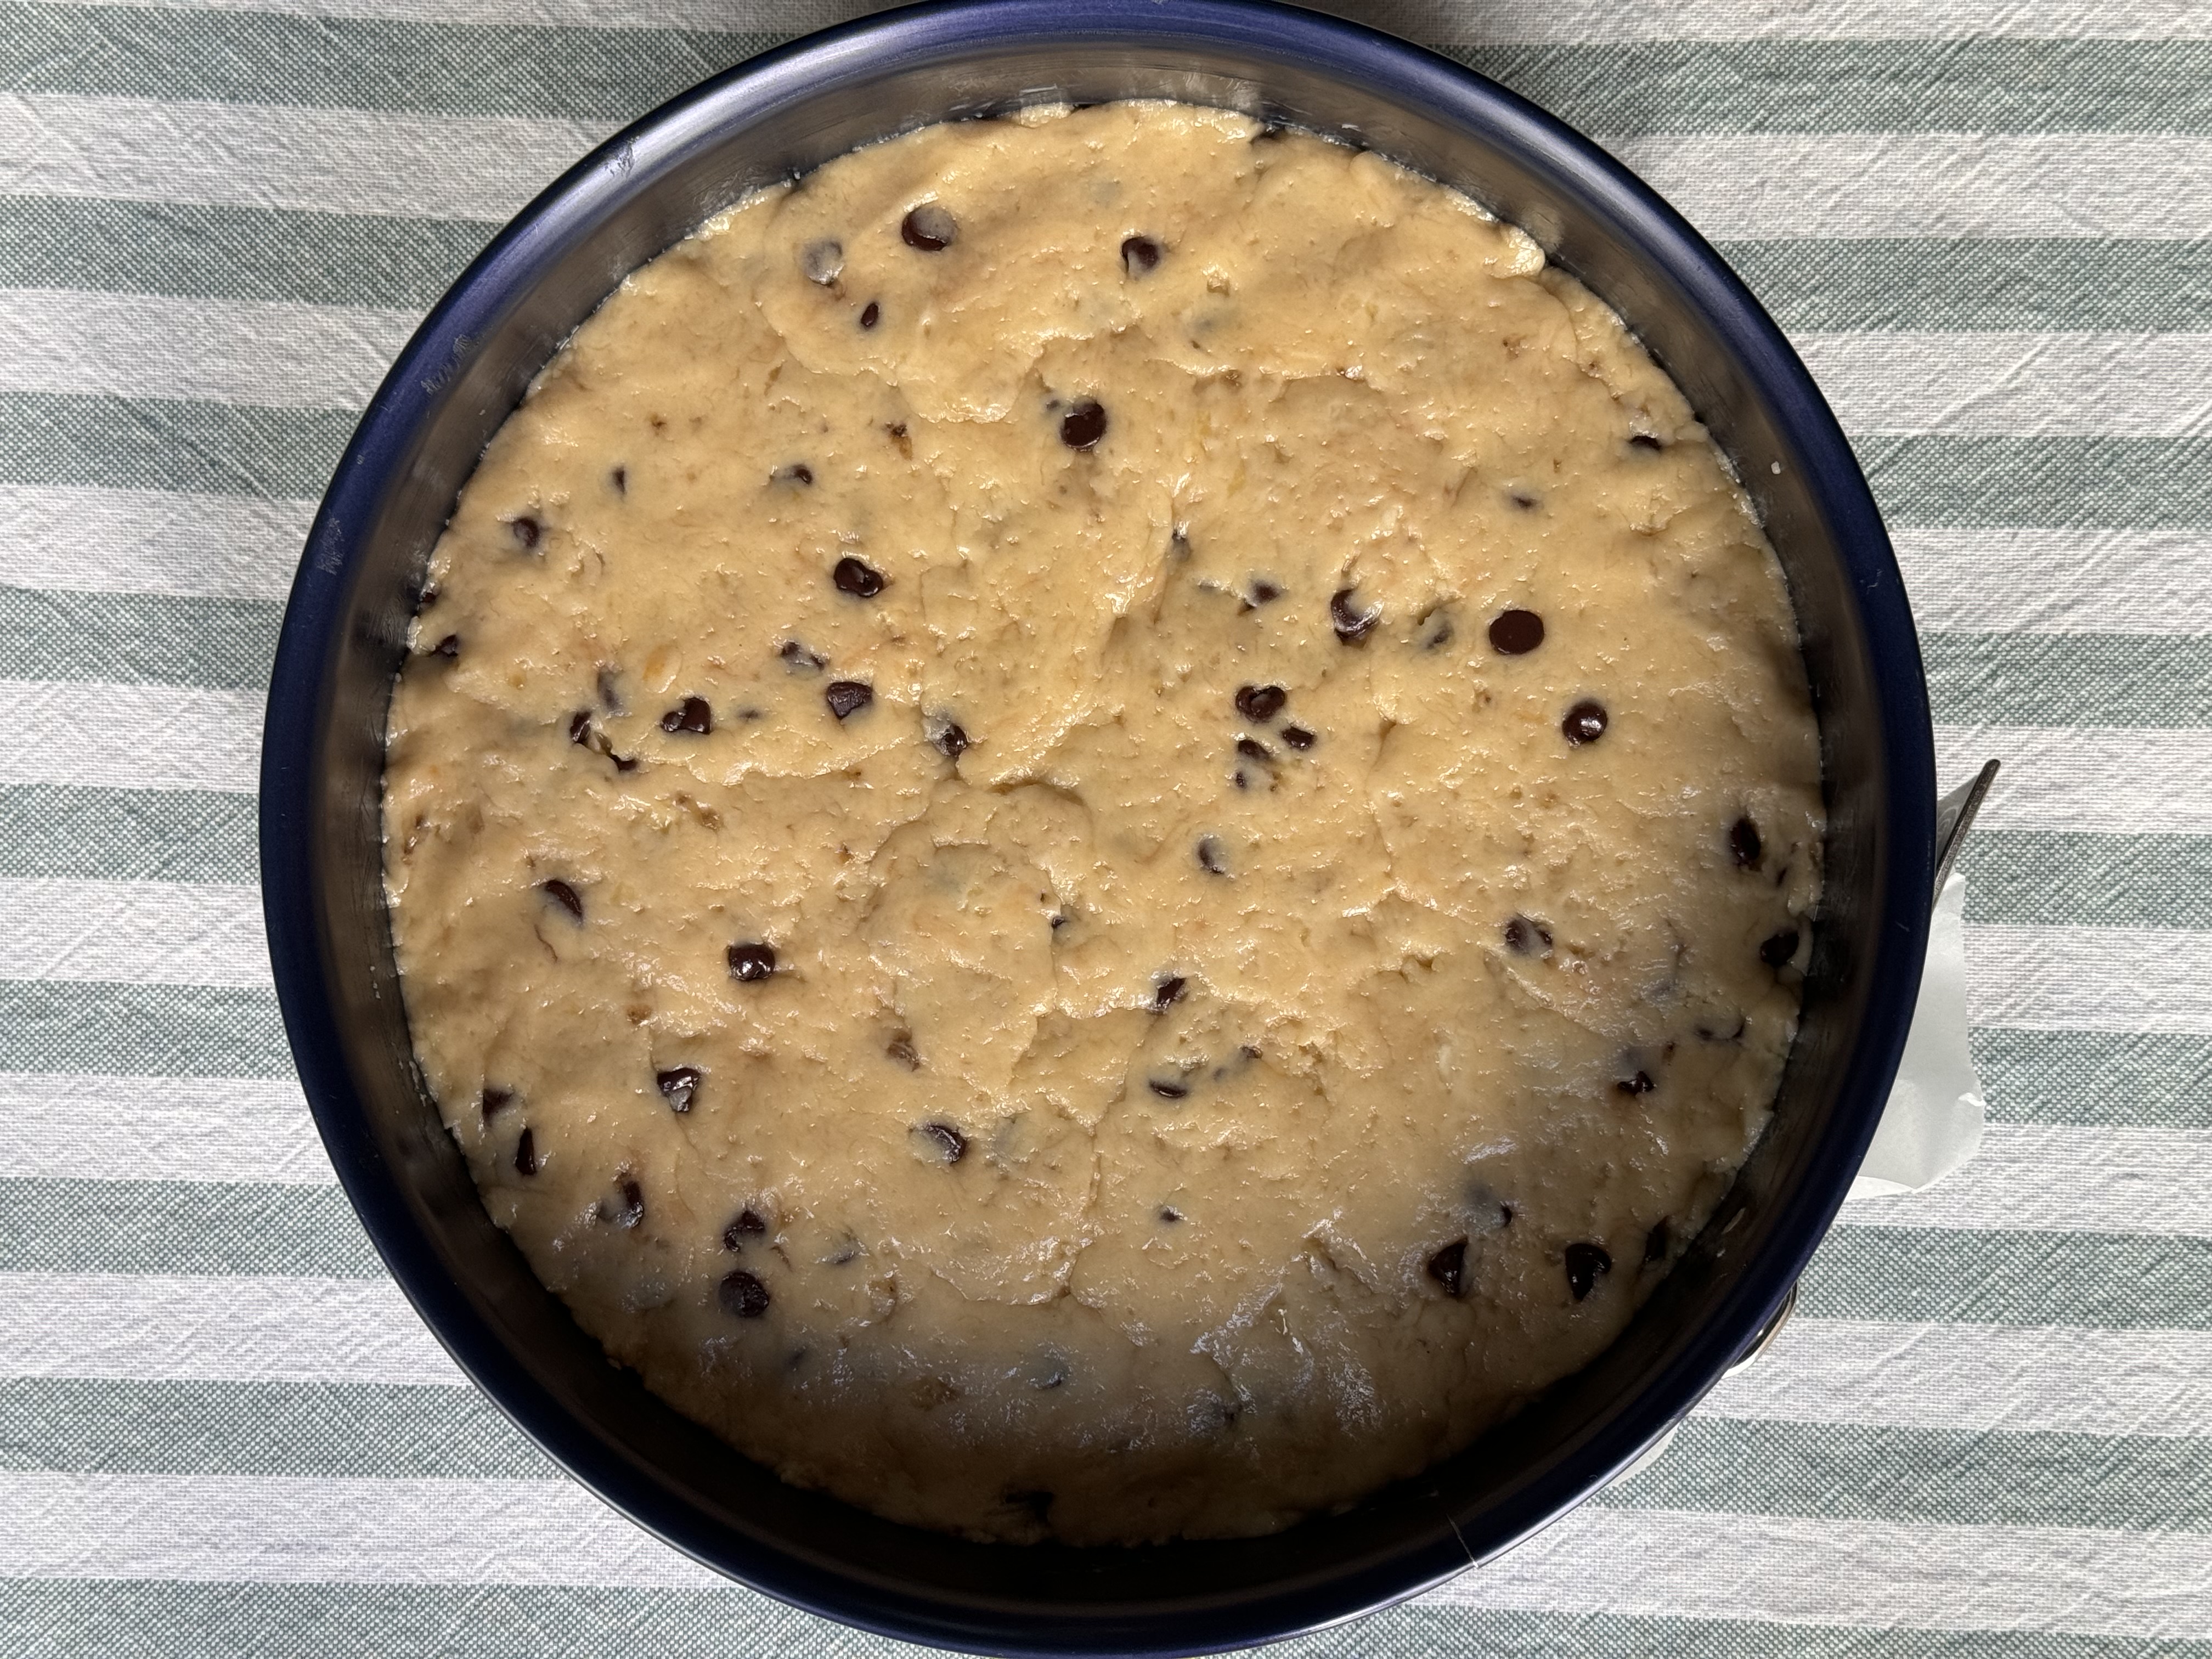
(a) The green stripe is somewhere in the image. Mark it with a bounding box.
[1965,832,2212,930]
[0,197,490,309]
[1973,1029,2212,1129]
[1863,436,2212,529]
[0,1178,381,1278]
[0,590,281,692]
[1806,1226,2212,1329]
[1599,1418,2212,1533]
[1924,633,2212,729]
[0,1379,548,1480]
[1721,238,2212,334]
[0,1585,2201,1659]
[0,983,291,1077]
[0,787,259,885]
[0,394,351,499]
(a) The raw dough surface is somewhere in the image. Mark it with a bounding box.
[383,101,1824,1545]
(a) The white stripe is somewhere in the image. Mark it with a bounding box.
[0,1273,462,1385]
[0,290,418,411]
[1966,924,2212,1036]
[0,94,611,222]
[18,0,2211,42]
[1700,1318,2212,1440]
[1795,331,2212,440]
[0,1075,328,1184]
[1938,724,2212,837]
[0,680,262,792]
[1426,1506,2212,1637]
[1839,1124,2212,1238]
[1901,528,2212,635]
[0,486,314,601]
[0,879,270,988]
[1608,132,2212,241]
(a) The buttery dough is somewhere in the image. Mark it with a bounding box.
[383,101,1824,1545]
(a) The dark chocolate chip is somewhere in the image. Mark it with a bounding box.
[514,1127,537,1176]
[886,1032,921,1070]
[1148,1078,1189,1099]
[1500,1204,1516,1226]
[508,516,540,551]
[431,634,461,659]
[661,696,712,735]
[1761,929,1801,969]
[780,640,826,672]
[1159,1206,1182,1223]
[833,556,885,598]
[1153,975,1186,1012]
[1248,579,1283,606]
[1121,235,1163,275]
[1629,432,1665,451]
[932,720,969,760]
[540,879,583,919]
[1616,1070,1655,1097]
[1195,836,1227,876]
[480,1088,512,1121]
[611,466,627,494]
[1565,1241,1611,1302]
[775,462,814,486]
[1426,1238,1469,1297]
[1731,816,1763,870]
[1510,492,1538,510]
[603,1176,644,1229]
[1562,700,1609,745]
[824,680,873,721]
[1059,398,1108,450]
[1488,608,1545,656]
[656,1065,702,1112]
[1280,725,1316,751]
[723,1208,768,1250]
[728,941,777,982]
[719,1268,771,1318]
[1234,684,1287,723]
[859,300,881,330]
[568,710,591,745]
[920,1121,967,1163]
[1330,586,1379,643]
[416,584,439,611]
[901,203,958,251]
[1644,1219,1672,1263]
[1235,736,1271,762]
[1504,914,1553,956]
[799,238,844,285]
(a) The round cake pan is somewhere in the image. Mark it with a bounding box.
[259,2,1937,1652]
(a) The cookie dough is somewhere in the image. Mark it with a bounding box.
[383,100,1824,1545]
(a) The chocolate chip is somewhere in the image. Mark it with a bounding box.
[1159,1206,1182,1223]
[1731,817,1763,870]
[775,462,814,486]
[1426,1238,1469,1297]
[920,1121,966,1163]
[661,697,712,735]
[859,300,880,330]
[1195,836,1227,876]
[799,238,844,285]
[1148,1079,1189,1099]
[1121,235,1163,275]
[719,1268,771,1318]
[432,634,460,659]
[1565,1242,1611,1302]
[728,941,776,982]
[416,583,439,611]
[568,710,591,745]
[1510,492,1538,510]
[1330,586,1379,643]
[932,720,969,760]
[886,1032,921,1070]
[508,516,540,551]
[1280,725,1316,751]
[1644,1219,1672,1263]
[1504,914,1553,956]
[1562,700,1609,745]
[1236,737,1271,762]
[540,879,583,919]
[1488,608,1545,655]
[1629,432,1665,451]
[1059,398,1108,450]
[1234,684,1287,723]
[481,1088,512,1121]
[780,640,825,672]
[611,466,627,494]
[1153,975,1186,1012]
[514,1127,537,1176]
[1419,608,1454,650]
[901,203,958,251]
[723,1208,768,1250]
[833,556,885,598]
[602,1176,644,1229]
[656,1065,701,1111]
[1616,1070,1655,1097]
[1248,579,1282,606]
[824,680,873,720]
[1760,929,1801,969]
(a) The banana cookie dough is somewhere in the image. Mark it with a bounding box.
[383,100,1824,1544]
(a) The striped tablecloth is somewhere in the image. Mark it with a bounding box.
[4,0,2209,1652]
